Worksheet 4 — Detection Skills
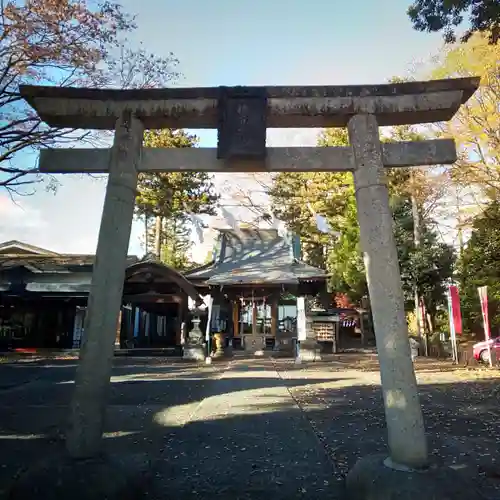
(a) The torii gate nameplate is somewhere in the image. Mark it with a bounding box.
[217,86,267,160]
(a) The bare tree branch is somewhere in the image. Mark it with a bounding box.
[0,1,180,195]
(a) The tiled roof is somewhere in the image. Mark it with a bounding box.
[186,228,327,285]
[0,240,59,256]
[0,255,139,273]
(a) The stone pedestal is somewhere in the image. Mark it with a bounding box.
[212,332,226,358]
[243,334,266,355]
[295,339,322,363]
[183,345,206,361]
[345,454,485,500]
[8,453,152,500]
[295,298,321,363]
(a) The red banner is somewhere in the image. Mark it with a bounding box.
[449,285,462,335]
[478,286,490,340]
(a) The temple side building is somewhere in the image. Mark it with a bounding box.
[0,240,138,349]
[0,232,360,353]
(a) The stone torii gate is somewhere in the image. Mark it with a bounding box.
[20,79,478,475]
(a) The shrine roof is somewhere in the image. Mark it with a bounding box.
[0,254,138,273]
[125,258,201,301]
[0,240,60,256]
[185,229,327,286]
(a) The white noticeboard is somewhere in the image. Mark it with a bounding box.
[296,297,307,341]
[204,295,214,342]
[447,287,458,363]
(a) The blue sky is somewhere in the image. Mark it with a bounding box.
[0,0,445,260]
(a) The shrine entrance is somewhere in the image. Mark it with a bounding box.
[238,295,272,353]
[184,228,327,354]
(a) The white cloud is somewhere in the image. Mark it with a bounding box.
[0,194,48,245]
[0,176,144,256]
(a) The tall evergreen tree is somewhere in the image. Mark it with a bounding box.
[392,197,455,332]
[457,200,500,336]
[135,129,219,265]
[161,215,192,270]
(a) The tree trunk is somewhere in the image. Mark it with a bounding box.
[455,186,464,259]
[411,172,425,354]
[154,216,162,258]
[144,216,149,253]
[171,217,177,265]
[420,299,430,356]
[426,310,435,335]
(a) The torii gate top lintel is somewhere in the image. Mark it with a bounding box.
[19,76,479,131]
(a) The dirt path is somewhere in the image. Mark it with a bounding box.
[147,359,342,499]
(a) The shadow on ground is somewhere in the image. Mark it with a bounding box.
[0,357,498,499]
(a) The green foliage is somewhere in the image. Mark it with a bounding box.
[407,1,499,43]
[457,200,500,335]
[269,126,455,316]
[428,33,500,200]
[420,33,500,338]
[392,197,455,324]
[203,249,214,265]
[269,129,355,271]
[269,128,366,302]
[135,129,219,267]
[136,129,219,219]
[160,216,192,270]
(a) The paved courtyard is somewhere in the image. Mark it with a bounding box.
[0,354,499,499]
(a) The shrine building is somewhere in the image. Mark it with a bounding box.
[0,230,362,354]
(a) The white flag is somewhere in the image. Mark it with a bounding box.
[314,213,333,234]
[307,203,338,236]
[220,206,240,230]
[188,213,205,244]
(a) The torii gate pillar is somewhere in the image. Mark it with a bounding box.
[65,112,144,458]
[349,113,427,466]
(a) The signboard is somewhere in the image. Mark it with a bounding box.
[296,297,307,341]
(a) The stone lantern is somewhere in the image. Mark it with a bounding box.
[183,307,206,361]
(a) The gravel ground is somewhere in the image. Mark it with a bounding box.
[276,357,500,500]
[0,354,498,499]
